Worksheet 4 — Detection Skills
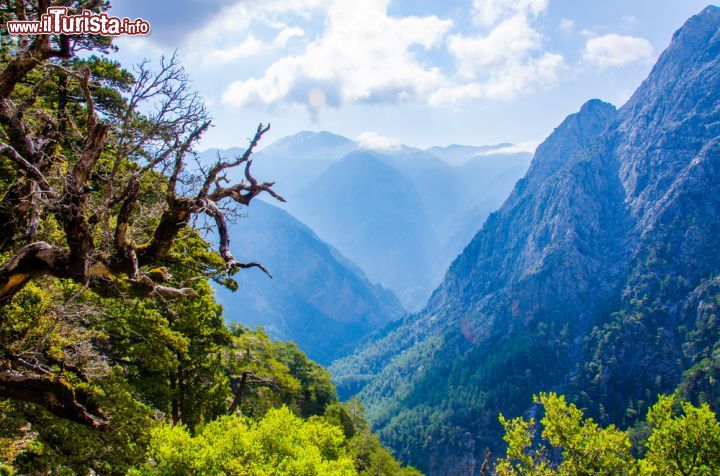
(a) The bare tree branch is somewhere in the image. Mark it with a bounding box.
[199,123,270,198]
[69,68,109,192]
[0,368,108,429]
[199,198,272,276]
[0,242,71,304]
[0,142,52,192]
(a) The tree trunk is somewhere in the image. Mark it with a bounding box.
[228,372,249,414]
[0,368,108,429]
[0,242,72,304]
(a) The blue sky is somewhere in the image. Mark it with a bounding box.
[110,0,717,151]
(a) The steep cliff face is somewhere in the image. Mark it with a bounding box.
[331,7,720,474]
[429,98,623,329]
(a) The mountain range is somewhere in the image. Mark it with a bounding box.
[331,6,720,474]
[273,137,531,310]
[213,200,403,365]
[205,130,531,321]
[209,135,529,363]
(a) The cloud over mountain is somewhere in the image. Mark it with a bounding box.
[583,33,654,67]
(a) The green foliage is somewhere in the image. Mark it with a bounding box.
[640,395,720,475]
[539,393,634,475]
[496,413,553,475]
[495,393,720,475]
[0,4,410,475]
[132,402,420,476]
[5,374,155,475]
[131,407,357,476]
[325,400,422,476]
[0,238,409,474]
[274,339,337,418]
[573,256,720,431]
[224,325,336,419]
[0,238,232,472]
[0,283,410,474]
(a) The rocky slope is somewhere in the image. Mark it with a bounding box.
[331,7,720,474]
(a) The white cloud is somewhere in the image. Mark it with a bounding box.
[202,36,266,64]
[356,131,402,150]
[260,0,334,15]
[200,27,305,66]
[430,52,563,104]
[222,0,452,109]
[181,1,315,67]
[481,52,565,99]
[583,34,653,67]
[428,83,483,106]
[438,0,564,104]
[215,0,565,111]
[114,35,163,57]
[448,15,542,78]
[273,26,305,47]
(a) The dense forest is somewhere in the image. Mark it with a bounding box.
[0,1,417,473]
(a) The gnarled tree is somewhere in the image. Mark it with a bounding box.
[0,0,283,428]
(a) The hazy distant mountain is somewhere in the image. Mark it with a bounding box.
[331,7,720,474]
[199,131,357,198]
[425,143,513,166]
[287,151,439,310]
[288,147,531,310]
[378,149,532,285]
[260,130,357,160]
[214,200,403,365]
[204,133,531,312]
[200,131,531,316]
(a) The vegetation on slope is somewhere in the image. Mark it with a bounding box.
[496,393,720,475]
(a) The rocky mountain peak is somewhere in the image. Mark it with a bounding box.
[518,99,617,193]
[617,5,720,216]
[621,5,719,122]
